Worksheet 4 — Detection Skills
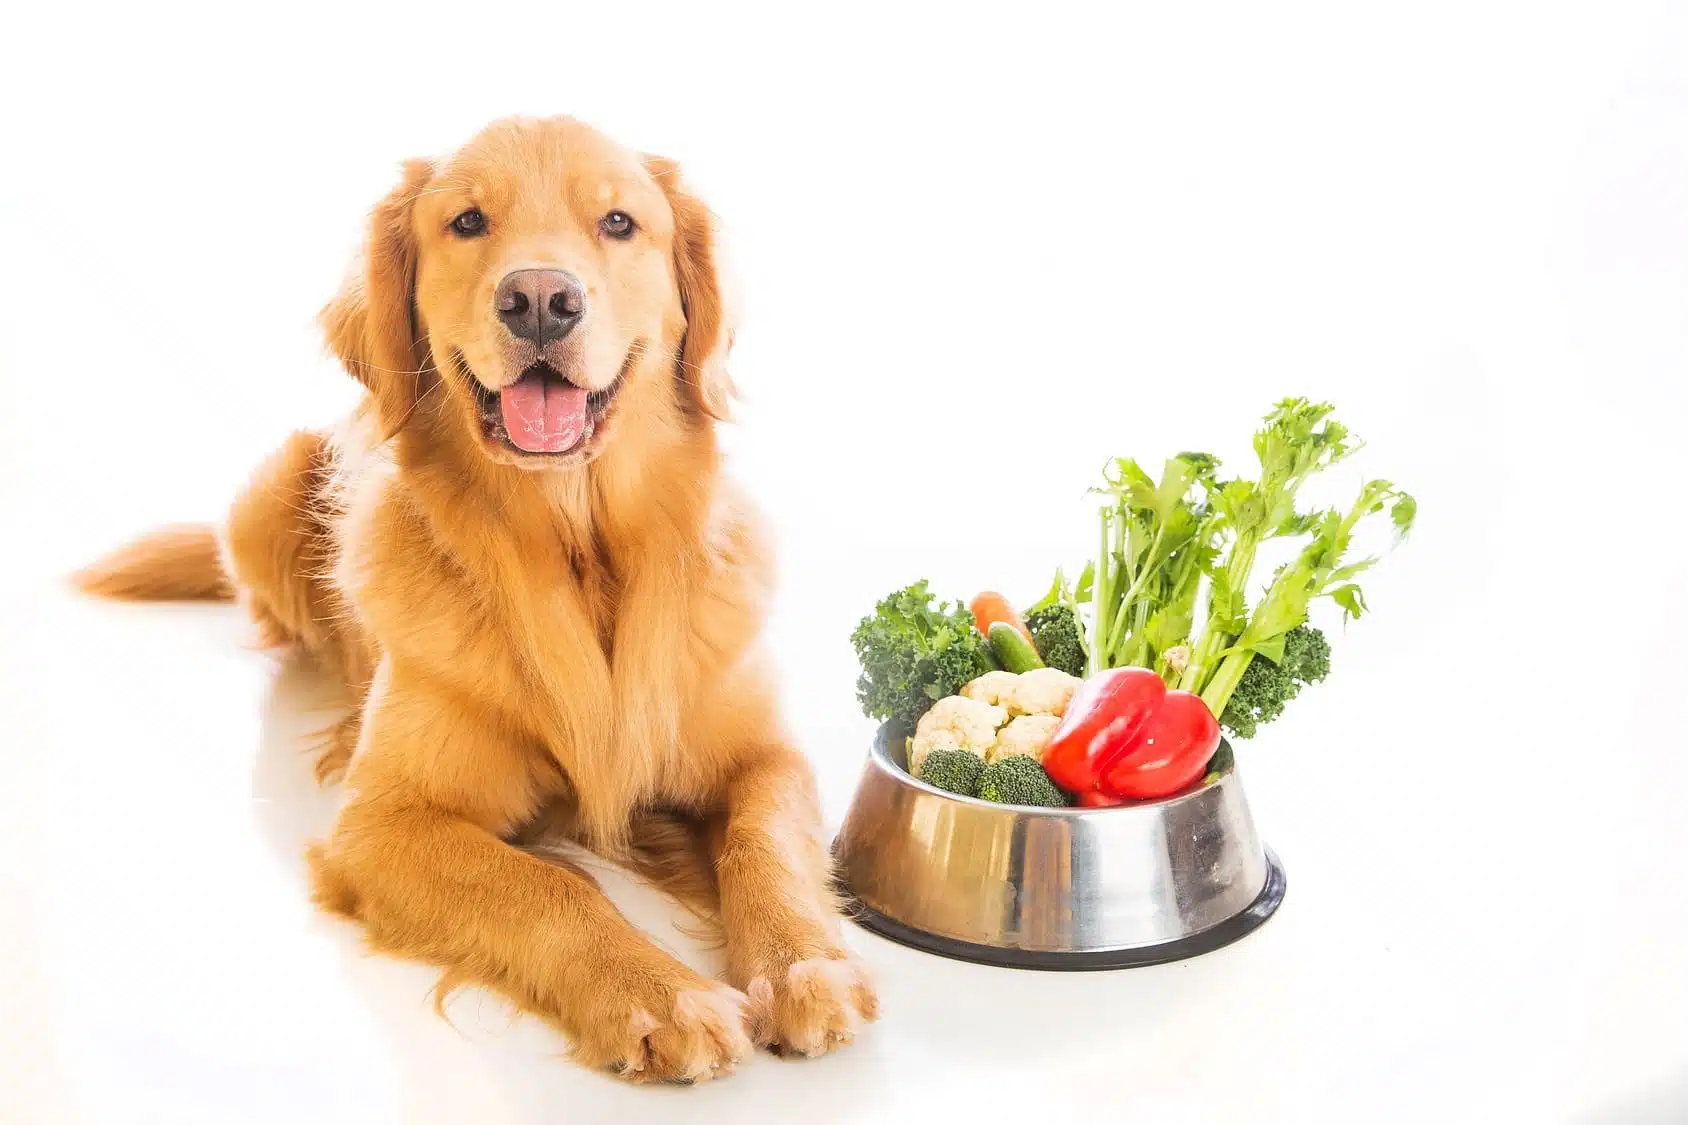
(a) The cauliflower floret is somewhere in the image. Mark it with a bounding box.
[906,728,960,774]
[987,713,1062,763]
[1009,667,1082,717]
[961,670,1020,708]
[909,695,1008,774]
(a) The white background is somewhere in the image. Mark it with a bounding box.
[4,2,1688,1122]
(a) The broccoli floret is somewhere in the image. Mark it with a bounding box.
[852,581,994,729]
[1025,602,1087,678]
[976,755,1071,808]
[1219,624,1331,739]
[916,748,986,797]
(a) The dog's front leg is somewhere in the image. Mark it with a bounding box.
[712,746,880,1056]
[308,679,752,1083]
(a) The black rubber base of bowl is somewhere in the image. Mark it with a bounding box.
[840,847,1287,972]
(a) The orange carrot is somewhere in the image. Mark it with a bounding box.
[969,591,1032,644]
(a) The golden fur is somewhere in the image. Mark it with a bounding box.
[76,116,876,1082]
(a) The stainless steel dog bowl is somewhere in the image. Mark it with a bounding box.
[833,723,1285,970]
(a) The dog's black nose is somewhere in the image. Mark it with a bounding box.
[495,269,585,346]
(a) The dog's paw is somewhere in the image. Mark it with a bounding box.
[572,972,752,1084]
[745,954,878,1058]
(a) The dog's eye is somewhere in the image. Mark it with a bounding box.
[599,211,636,239]
[450,208,487,237]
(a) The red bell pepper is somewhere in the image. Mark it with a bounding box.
[1041,668,1166,793]
[1099,689,1221,799]
[1041,667,1221,802]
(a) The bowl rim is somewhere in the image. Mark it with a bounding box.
[873,720,1235,815]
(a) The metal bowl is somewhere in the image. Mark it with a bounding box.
[833,723,1285,970]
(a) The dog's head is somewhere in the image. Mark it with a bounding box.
[323,117,733,469]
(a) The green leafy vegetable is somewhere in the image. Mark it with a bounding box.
[1039,397,1414,739]
[851,580,993,729]
[1196,474,1415,719]
[1086,452,1226,677]
[1179,399,1358,694]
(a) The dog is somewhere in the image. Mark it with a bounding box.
[76,116,877,1083]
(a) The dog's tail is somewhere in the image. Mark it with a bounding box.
[73,523,234,602]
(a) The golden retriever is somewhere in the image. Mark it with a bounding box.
[77,116,877,1082]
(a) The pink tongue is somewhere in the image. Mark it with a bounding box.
[499,372,589,453]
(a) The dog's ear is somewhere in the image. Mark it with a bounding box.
[645,155,737,422]
[321,159,435,440]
